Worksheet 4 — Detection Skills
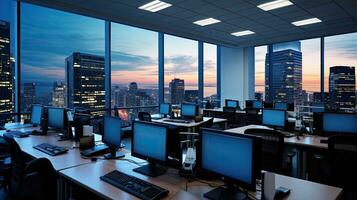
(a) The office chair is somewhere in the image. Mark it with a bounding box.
[244,128,295,176]
[0,137,11,191]
[245,108,260,125]
[222,106,238,128]
[138,112,152,122]
[3,133,57,200]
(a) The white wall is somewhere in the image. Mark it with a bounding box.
[219,46,254,108]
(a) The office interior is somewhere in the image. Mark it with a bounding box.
[0,0,357,199]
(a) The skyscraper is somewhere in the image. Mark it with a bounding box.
[265,41,302,105]
[0,20,13,123]
[127,82,139,107]
[66,52,105,116]
[23,83,36,112]
[52,81,66,107]
[329,66,356,110]
[169,78,184,104]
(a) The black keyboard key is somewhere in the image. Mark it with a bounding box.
[100,170,168,200]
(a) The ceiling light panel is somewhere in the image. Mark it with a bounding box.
[139,0,172,12]
[258,0,293,11]
[292,18,322,26]
[231,30,255,37]
[194,18,221,26]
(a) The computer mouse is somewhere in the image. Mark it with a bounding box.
[274,187,290,200]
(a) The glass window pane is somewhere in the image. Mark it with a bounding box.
[111,23,158,124]
[164,35,198,104]
[203,43,217,106]
[21,3,105,115]
[254,45,267,101]
[325,33,356,111]
[0,0,17,124]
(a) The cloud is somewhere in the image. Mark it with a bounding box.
[22,64,65,83]
[111,51,157,71]
[165,55,198,75]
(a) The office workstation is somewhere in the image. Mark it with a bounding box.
[1,0,357,199]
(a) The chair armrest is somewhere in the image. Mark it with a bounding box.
[179,132,199,136]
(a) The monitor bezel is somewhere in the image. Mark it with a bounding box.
[46,106,66,130]
[159,103,172,116]
[131,121,169,166]
[225,99,240,109]
[30,104,43,125]
[197,128,258,191]
[322,112,357,136]
[181,103,198,117]
[103,115,122,148]
[262,109,286,128]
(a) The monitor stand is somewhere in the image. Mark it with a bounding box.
[104,147,125,159]
[204,183,247,200]
[133,163,166,177]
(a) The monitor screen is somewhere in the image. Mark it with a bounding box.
[31,105,42,125]
[47,108,64,129]
[253,100,263,109]
[201,129,254,188]
[262,109,285,127]
[159,103,170,115]
[226,100,239,108]
[103,116,122,147]
[323,113,357,134]
[274,102,288,110]
[132,122,167,162]
[181,104,197,117]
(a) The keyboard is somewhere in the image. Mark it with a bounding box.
[277,130,296,138]
[33,143,68,156]
[81,145,109,157]
[100,170,169,200]
[8,131,30,138]
[163,119,190,124]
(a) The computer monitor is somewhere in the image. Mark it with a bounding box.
[181,104,198,118]
[47,107,65,130]
[322,113,357,135]
[311,102,325,113]
[198,128,258,199]
[225,99,239,109]
[262,109,286,128]
[253,100,263,109]
[159,103,171,116]
[274,102,288,110]
[103,115,125,159]
[30,104,43,126]
[132,121,168,177]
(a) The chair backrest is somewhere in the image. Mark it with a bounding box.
[244,128,284,173]
[328,135,357,189]
[223,106,236,113]
[3,133,26,191]
[138,112,152,122]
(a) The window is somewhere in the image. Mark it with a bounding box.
[301,38,321,104]
[325,33,357,111]
[254,45,267,101]
[21,3,105,114]
[0,0,17,124]
[164,35,198,104]
[111,23,158,124]
[203,43,217,106]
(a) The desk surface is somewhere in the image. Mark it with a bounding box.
[203,108,246,114]
[225,125,328,149]
[60,154,342,200]
[152,117,227,128]
[1,124,92,171]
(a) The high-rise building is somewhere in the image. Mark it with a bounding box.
[265,41,302,105]
[127,82,139,107]
[52,81,66,107]
[184,90,198,103]
[0,20,13,123]
[169,78,184,104]
[23,83,36,112]
[255,92,263,101]
[329,66,356,110]
[66,52,105,116]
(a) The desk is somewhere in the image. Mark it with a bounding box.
[59,154,343,200]
[152,117,227,131]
